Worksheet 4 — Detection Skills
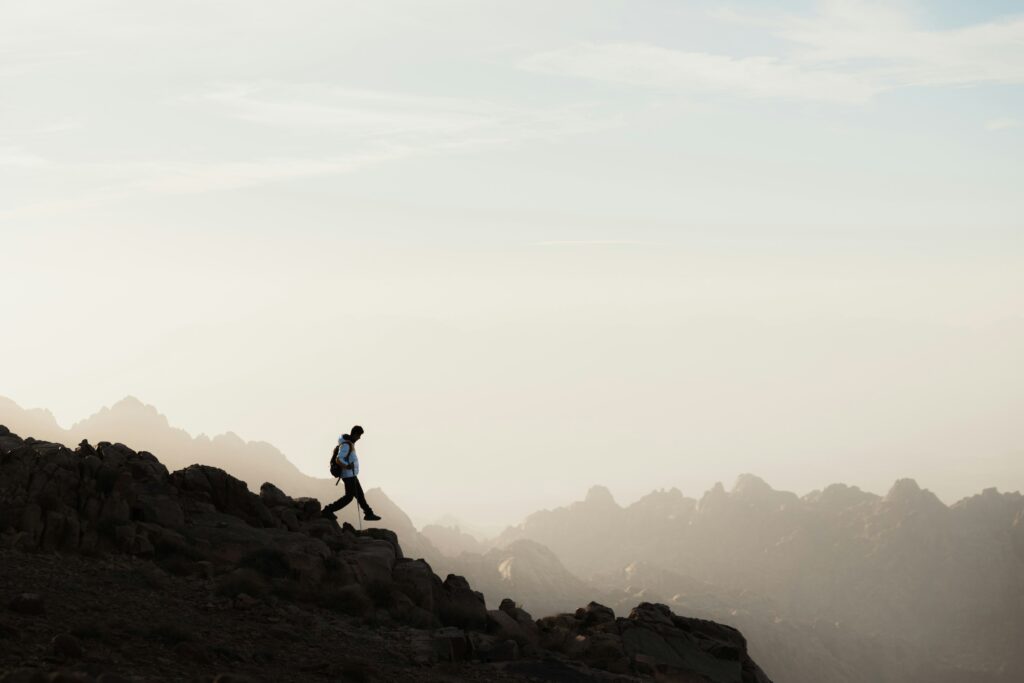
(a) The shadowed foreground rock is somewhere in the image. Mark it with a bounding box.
[0,425,771,682]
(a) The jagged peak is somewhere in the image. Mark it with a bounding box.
[212,431,246,447]
[584,484,618,507]
[111,395,149,410]
[885,478,922,501]
[640,487,684,500]
[696,482,727,513]
[804,483,879,509]
[0,396,60,427]
[732,473,774,496]
[884,478,947,512]
[77,396,169,429]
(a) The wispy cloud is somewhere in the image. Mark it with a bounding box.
[2,84,612,217]
[985,117,1022,131]
[522,2,1024,104]
[191,83,609,147]
[523,43,880,104]
[533,240,665,248]
[0,147,52,169]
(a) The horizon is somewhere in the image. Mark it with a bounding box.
[1,391,1018,533]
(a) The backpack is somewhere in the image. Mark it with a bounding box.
[329,442,349,478]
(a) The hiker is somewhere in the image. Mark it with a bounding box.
[322,425,382,522]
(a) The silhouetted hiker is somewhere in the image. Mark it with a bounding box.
[322,425,382,522]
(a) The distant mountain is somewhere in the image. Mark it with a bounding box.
[421,523,486,557]
[435,539,604,616]
[0,395,441,564]
[494,475,1024,683]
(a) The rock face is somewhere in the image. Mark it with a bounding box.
[538,602,770,683]
[0,425,771,682]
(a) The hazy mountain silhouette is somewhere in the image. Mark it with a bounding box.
[436,539,604,616]
[491,475,1024,683]
[421,523,486,557]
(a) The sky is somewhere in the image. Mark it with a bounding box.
[2,0,1023,528]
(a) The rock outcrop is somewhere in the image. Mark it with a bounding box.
[538,602,770,683]
[0,425,771,682]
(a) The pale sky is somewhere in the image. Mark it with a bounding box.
[3,1,1023,527]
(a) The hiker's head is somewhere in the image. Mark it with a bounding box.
[350,425,364,442]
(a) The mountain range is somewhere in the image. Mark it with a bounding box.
[2,395,1021,683]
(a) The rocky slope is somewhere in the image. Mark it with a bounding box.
[0,396,442,564]
[0,425,771,683]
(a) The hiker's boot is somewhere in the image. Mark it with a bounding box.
[363,512,382,522]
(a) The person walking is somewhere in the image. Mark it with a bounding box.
[322,425,382,522]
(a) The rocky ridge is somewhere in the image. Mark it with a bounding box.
[0,425,771,683]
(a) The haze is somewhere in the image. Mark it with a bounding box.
[3,0,1023,528]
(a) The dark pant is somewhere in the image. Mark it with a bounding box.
[325,476,374,514]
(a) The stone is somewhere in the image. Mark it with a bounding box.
[437,574,487,631]
[577,601,616,626]
[96,674,130,683]
[468,632,519,662]
[259,482,293,508]
[487,609,529,645]
[432,627,470,661]
[133,493,184,529]
[392,558,436,611]
[8,593,45,615]
[0,670,47,683]
[234,593,259,609]
[50,633,83,659]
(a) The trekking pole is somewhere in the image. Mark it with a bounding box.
[335,477,341,486]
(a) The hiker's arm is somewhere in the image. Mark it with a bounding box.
[337,443,353,466]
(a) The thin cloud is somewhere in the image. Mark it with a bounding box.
[522,3,1024,104]
[190,83,611,145]
[533,240,665,247]
[2,85,614,217]
[0,147,52,169]
[985,117,1021,131]
[522,43,879,104]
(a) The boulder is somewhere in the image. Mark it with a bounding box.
[133,493,184,529]
[8,593,45,615]
[432,626,471,661]
[437,574,487,631]
[259,482,293,508]
[393,558,437,612]
[171,465,276,528]
[468,632,519,662]
[50,633,82,659]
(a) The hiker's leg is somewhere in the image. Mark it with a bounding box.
[324,479,356,512]
[351,477,375,515]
